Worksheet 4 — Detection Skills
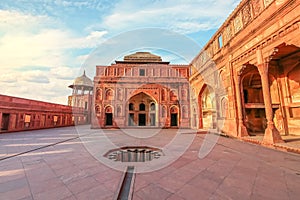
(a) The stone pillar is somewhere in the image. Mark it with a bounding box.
[234,72,249,137]
[256,50,284,144]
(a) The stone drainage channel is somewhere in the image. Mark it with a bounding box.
[104,146,164,200]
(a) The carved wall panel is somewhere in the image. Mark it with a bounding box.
[223,25,232,45]
[117,105,122,117]
[288,65,300,103]
[117,88,123,101]
[264,0,274,7]
[96,88,102,100]
[242,3,252,26]
[233,13,243,34]
[252,0,263,17]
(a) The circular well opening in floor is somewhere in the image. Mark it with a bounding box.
[104,146,164,162]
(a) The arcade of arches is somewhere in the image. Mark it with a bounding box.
[190,0,300,144]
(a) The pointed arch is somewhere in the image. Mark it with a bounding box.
[105,89,114,100]
[198,84,216,129]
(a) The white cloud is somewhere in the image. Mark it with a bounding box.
[0,9,55,31]
[0,67,80,105]
[0,10,104,104]
[0,10,107,69]
[50,66,80,80]
[21,71,50,83]
[99,0,240,34]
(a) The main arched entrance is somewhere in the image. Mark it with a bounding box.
[127,92,157,127]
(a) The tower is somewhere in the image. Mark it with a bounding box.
[68,71,93,124]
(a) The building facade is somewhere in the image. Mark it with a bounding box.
[189,0,300,144]
[0,94,85,133]
[92,52,190,129]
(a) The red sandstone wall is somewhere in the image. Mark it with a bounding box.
[0,94,86,133]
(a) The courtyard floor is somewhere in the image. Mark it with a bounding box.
[242,134,300,153]
[0,125,300,200]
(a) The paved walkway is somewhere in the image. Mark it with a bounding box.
[241,134,300,154]
[0,126,300,200]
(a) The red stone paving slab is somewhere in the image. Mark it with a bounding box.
[103,177,123,193]
[74,184,114,200]
[135,183,172,200]
[156,175,188,193]
[28,177,65,195]
[0,177,29,194]
[61,195,77,200]
[132,133,300,199]
[166,194,185,200]
[187,173,220,192]
[0,186,32,200]
[1,126,300,200]
[176,184,212,200]
[132,174,151,191]
[65,176,99,195]
[32,184,73,200]
[0,162,26,184]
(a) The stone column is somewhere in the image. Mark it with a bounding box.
[256,50,284,144]
[234,72,249,137]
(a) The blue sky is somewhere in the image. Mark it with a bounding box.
[0,0,240,104]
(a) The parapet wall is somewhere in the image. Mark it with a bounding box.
[0,94,86,133]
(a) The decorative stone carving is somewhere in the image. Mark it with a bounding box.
[96,88,102,100]
[242,3,252,26]
[264,0,274,7]
[162,106,167,117]
[161,89,166,101]
[221,98,228,118]
[118,68,124,76]
[212,39,218,53]
[170,90,177,101]
[108,68,114,76]
[117,88,123,101]
[234,13,243,33]
[181,89,187,101]
[105,89,114,100]
[170,106,178,114]
[182,106,188,118]
[117,105,122,116]
[95,104,101,114]
[252,0,262,17]
[105,106,113,113]
[223,25,232,45]
[207,45,213,58]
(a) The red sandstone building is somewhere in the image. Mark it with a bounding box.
[0,94,85,133]
[92,52,190,128]
[190,0,300,144]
